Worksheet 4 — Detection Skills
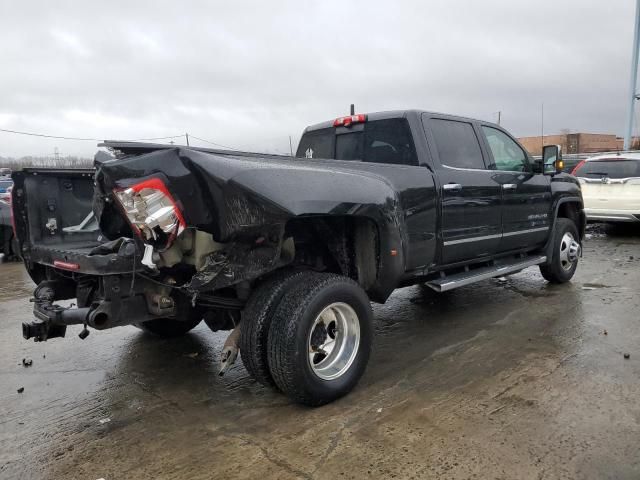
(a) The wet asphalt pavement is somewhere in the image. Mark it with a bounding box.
[1,225,640,480]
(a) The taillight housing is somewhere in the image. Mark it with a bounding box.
[333,114,367,127]
[113,178,185,249]
[571,160,585,176]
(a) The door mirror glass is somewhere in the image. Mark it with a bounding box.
[542,144,564,174]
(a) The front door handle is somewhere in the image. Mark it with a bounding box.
[443,183,462,191]
[502,183,517,190]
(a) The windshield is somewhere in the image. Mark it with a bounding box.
[296,118,418,166]
[575,159,640,179]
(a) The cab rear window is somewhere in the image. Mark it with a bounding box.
[296,118,418,166]
[575,159,640,179]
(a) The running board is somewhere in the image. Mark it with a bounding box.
[425,255,547,292]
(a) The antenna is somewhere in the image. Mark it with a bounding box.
[350,104,355,115]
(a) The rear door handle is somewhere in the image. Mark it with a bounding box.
[443,183,462,191]
[502,183,517,190]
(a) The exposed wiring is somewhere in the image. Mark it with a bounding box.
[135,272,184,290]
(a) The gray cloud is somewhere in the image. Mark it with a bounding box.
[0,0,635,156]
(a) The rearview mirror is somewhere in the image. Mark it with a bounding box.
[542,144,564,174]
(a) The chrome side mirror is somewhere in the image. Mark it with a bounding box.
[542,144,564,175]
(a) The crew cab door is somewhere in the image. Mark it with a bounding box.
[423,115,502,264]
[479,125,551,251]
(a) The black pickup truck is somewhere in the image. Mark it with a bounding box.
[12,110,585,406]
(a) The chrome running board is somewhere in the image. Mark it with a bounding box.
[425,255,547,292]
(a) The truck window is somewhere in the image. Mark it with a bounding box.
[481,126,529,172]
[430,119,485,170]
[297,128,335,159]
[297,119,418,166]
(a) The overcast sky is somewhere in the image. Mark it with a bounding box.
[0,0,636,157]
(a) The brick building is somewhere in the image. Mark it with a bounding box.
[518,133,625,156]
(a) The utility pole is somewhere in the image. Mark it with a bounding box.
[350,104,355,115]
[497,111,501,125]
[541,103,544,154]
[185,133,190,146]
[288,135,294,156]
[625,0,640,150]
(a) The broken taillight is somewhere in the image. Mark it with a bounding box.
[113,178,185,248]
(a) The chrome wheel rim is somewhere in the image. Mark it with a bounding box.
[307,302,360,380]
[559,232,580,271]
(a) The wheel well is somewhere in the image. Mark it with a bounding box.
[284,216,379,289]
[556,201,585,238]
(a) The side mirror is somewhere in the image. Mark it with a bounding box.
[542,144,564,174]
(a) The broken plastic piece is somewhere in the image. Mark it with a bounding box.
[141,244,157,270]
[219,324,241,376]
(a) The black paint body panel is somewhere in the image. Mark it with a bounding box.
[12,110,584,303]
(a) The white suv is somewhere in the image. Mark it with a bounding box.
[572,152,640,223]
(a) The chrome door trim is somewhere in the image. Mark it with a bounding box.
[443,227,548,246]
[502,226,549,237]
[443,233,502,246]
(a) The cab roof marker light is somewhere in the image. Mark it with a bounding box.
[333,114,367,127]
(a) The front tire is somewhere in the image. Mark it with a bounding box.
[540,218,580,283]
[267,273,373,406]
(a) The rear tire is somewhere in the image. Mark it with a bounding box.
[267,273,373,406]
[540,218,580,284]
[239,269,319,387]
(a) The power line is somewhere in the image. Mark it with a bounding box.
[0,125,244,152]
[188,134,238,150]
[0,127,185,142]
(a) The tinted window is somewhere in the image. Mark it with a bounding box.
[430,119,485,169]
[482,126,529,172]
[296,128,334,159]
[575,159,640,179]
[336,131,363,160]
[297,119,418,165]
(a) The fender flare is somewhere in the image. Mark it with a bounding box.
[544,196,585,261]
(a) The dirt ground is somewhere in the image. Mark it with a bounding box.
[1,224,640,480]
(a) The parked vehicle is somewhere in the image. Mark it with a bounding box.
[0,198,16,258]
[572,152,640,223]
[12,110,585,405]
[0,179,13,203]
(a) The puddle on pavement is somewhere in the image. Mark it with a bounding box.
[0,261,35,302]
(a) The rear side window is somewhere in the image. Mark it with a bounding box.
[297,119,418,166]
[430,119,485,170]
[575,159,640,179]
[296,128,335,159]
